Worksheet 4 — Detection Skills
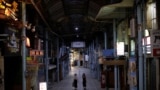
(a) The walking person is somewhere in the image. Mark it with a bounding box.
[82,73,86,90]
[73,73,78,90]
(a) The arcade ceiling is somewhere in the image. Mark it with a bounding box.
[0,0,134,47]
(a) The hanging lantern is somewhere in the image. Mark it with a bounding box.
[26,37,30,47]
[0,9,7,19]
[0,0,18,20]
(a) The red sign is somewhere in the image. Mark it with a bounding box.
[30,50,43,56]
[151,30,160,57]
[152,49,160,57]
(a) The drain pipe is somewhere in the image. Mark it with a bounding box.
[30,0,60,37]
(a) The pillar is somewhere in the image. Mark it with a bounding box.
[56,38,60,82]
[44,29,49,87]
[113,19,119,90]
[104,31,107,49]
[21,2,26,90]
[137,4,144,90]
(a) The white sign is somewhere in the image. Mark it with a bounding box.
[117,42,124,56]
[39,82,47,90]
[85,55,89,61]
[71,41,85,48]
[151,30,160,57]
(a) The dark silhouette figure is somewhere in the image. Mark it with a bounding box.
[73,73,78,90]
[82,73,86,89]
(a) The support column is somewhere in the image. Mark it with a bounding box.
[156,59,159,90]
[95,38,98,79]
[56,38,60,82]
[156,0,160,29]
[44,29,49,87]
[156,0,160,90]
[104,31,107,49]
[142,0,147,89]
[92,41,94,77]
[113,19,119,90]
[137,5,144,90]
[21,2,26,90]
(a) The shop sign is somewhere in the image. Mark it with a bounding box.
[71,41,85,48]
[142,37,151,54]
[151,30,160,57]
[39,82,47,90]
[117,42,124,56]
[102,49,114,57]
[30,50,43,56]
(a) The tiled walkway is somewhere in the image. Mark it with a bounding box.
[48,66,106,90]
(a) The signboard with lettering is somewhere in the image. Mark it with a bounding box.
[117,42,124,56]
[30,50,44,56]
[71,41,85,48]
[102,49,114,57]
[39,82,47,90]
[151,30,160,57]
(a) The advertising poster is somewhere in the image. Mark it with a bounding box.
[127,57,137,90]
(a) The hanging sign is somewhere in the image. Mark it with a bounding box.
[151,30,160,57]
[71,41,85,48]
[39,82,47,90]
[117,42,124,56]
[30,50,44,56]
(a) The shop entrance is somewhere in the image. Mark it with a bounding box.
[4,56,22,90]
[146,58,156,90]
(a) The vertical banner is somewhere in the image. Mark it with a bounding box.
[130,18,136,38]
[128,57,137,90]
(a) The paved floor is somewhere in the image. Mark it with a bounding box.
[48,66,107,90]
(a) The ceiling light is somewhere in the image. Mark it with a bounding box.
[76,35,79,37]
[75,27,78,31]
